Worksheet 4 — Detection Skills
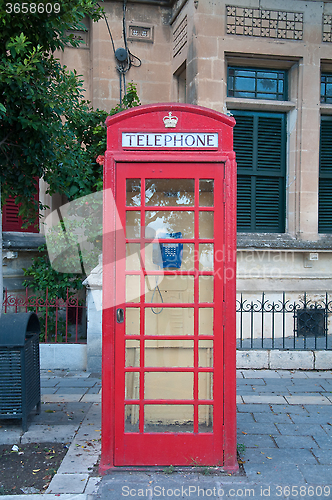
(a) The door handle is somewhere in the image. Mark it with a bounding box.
[116,308,124,323]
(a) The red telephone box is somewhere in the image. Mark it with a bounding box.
[101,104,237,472]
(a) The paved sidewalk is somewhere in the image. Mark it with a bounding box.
[0,369,332,499]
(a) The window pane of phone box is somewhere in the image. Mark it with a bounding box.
[145,307,194,336]
[144,405,194,433]
[145,211,194,239]
[125,404,139,432]
[126,308,140,335]
[126,211,141,238]
[125,339,140,367]
[144,372,193,399]
[145,339,194,367]
[199,179,214,207]
[145,275,194,304]
[145,179,195,206]
[199,308,213,335]
[125,372,139,400]
[198,405,213,433]
[199,212,214,238]
[126,179,141,206]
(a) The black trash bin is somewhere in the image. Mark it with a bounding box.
[0,312,41,431]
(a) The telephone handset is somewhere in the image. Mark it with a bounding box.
[152,232,183,269]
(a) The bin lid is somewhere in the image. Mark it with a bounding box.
[0,312,41,346]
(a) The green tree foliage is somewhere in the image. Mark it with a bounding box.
[0,0,107,221]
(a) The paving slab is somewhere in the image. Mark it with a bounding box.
[297,465,332,484]
[55,388,88,395]
[285,395,331,404]
[243,462,306,485]
[252,412,293,424]
[57,379,98,388]
[236,412,256,423]
[21,423,77,443]
[81,394,101,403]
[275,423,328,437]
[312,449,332,464]
[277,370,309,378]
[242,395,287,404]
[273,435,318,449]
[42,394,84,403]
[237,403,273,412]
[237,378,266,385]
[238,422,279,435]
[236,433,277,448]
[85,477,102,495]
[46,473,89,494]
[0,496,90,500]
[242,447,317,465]
[0,427,22,444]
[288,413,331,424]
[242,370,281,378]
[312,435,332,449]
[305,371,332,378]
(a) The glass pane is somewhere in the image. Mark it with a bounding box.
[126,211,141,238]
[235,76,255,91]
[145,243,194,271]
[125,339,140,367]
[198,340,213,367]
[199,308,213,335]
[145,340,194,367]
[198,373,213,400]
[126,179,141,206]
[126,275,141,303]
[145,275,194,304]
[145,307,194,336]
[126,308,140,335]
[145,179,195,206]
[199,212,214,238]
[125,372,139,399]
[199,276,214,303]
[145,372,193,399]
[126,243,141,270]
[125,404,139,432]
[144,405,193,432]
[199,244,214,271]
[257,78,277,93]
[198,405,213,433]
[145,211,194,239]
[199,180,214,207]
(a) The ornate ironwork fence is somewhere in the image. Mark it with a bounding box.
[237,292,332,350]
[2,288,86,344]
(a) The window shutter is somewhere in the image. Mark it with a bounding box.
[233,111,285,232]
[319,117,332,232]
[237,176,252,230]
[2,196,39,233]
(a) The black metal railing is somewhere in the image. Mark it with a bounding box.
[236,292,332,350]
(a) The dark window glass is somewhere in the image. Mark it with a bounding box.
[321,73,332,104]
[227,67,287,101]
[232,111,286,233]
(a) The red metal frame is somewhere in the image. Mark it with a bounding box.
[101,104,237,473]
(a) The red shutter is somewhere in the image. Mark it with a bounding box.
[2,186,39,233]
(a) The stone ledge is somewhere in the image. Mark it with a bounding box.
[237,349,332,370]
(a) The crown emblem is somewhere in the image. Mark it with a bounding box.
[163,112,178,128]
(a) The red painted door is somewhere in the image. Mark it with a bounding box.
[114,162,224,466]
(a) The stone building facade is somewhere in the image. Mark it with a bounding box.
[55,0,332,298]
[4,0,332,370]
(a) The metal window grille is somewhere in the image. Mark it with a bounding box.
[236,292,332,350]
